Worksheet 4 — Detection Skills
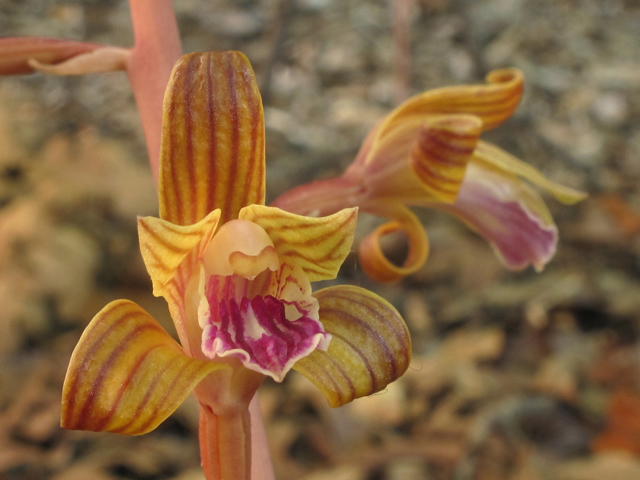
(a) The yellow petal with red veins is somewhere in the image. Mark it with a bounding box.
[293,286,411,407]
[159,51,265,226]
[473,141,587,205]
[358,204,429,283]
[238,205,358,282]
[409,114,483,203]
[378,68,523,138]
[62,300,224,435]
[138,209,221,297]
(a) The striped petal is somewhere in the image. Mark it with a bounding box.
[238,205,358,282]
[159,51,265,226]
[358,204,429,283]
[62,300,224,435]
[473,141,587,205]
[409,114,483,203]
[0,37,101,75]
[138,209,221,297]
[376,68,523,142]
[293,286,411,408]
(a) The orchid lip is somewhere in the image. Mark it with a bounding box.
[200,270,330,382]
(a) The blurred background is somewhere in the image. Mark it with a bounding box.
[1,1,639,479]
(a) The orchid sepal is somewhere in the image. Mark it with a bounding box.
[159,51,265,227]
[61,300,226,435]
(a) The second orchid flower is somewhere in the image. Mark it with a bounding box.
[272,69,586,282]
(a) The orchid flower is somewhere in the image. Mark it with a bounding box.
[60,51,411,480]
[272,69,587,283]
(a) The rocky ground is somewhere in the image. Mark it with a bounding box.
[2,1,640,479]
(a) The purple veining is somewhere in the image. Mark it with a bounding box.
[201,271,330,381]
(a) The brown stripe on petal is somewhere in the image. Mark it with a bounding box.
[328,331,380,392]
[159,51,265,227]
[91,343,164,432]
[111,350,181,434]
[409,115,482,204]
[121,354,199,435]
[305,349,357,406]
[293,285,411,407]
[137,210,219,303]
[63,302,144,424]
[239,205,358,282]
[322,290,412,357]
[61,300,223,435]
[73,323,163,430]
[379,68,524,139]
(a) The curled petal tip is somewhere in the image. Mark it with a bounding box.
[378,67,524,140]
[358,206,429,283]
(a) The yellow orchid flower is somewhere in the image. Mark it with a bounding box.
[272,69,587,283]
[61,52,411,480]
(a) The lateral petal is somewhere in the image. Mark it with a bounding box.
[432,162,559,271]
[409,114,483,203]
[238,205,358,282]
[358,204,429,283]
[62,300,224,435]
[159,51,265,226]
[473,141,587,205]
[293,286,411,407]
[138,209,221,297]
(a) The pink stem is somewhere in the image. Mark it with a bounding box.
[126,0,182,182]
[250,394,275,480]
[199,404,252,480]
